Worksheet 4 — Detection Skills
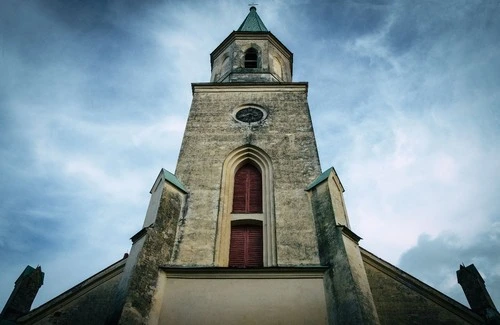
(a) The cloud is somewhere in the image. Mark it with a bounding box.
[307,0,500,256]
[0,0,190,307]
[399,225,500,307]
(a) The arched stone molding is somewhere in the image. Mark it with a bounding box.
[272,55,283,80]
[211,53,231,82]
[215,145,276,267]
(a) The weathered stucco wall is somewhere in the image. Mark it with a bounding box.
[148,268,328,325]
[174,83,322,267]
[362,249,482,325]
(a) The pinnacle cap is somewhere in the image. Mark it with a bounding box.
[237,6,268,32]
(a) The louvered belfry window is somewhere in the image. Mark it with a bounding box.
[229,163,263,267]
[244,48,258,68]
[229,225,263,268]
[232,164,262,213]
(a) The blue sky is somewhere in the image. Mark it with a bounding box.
[1,0,499,310]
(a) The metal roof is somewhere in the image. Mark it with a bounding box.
[237,6,268,32]
[162,169,188,193]
[305,167,333,191]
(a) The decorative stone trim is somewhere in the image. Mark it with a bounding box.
[192,82,308,94]
[232,104,268,125]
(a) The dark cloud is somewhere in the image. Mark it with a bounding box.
[399,227,500,307]
[383,0,500,57]
[291,1,390,39]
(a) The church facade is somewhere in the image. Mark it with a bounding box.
[3,7,497,325]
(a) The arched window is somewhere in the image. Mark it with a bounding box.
[232,164,262,213]
[215,146,276,267]
[244,48,258,68]
[229,164,263,267]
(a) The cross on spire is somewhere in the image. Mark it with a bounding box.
[249,3,258,11]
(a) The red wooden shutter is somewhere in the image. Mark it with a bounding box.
[229,226,246,267]
[232,164,262,213]
[245,226,263,267]
[229,225,263,268]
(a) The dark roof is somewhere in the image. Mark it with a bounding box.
[237,6,268,32]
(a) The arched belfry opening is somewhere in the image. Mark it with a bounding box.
[244,48,258,68]
[215,146,276,267]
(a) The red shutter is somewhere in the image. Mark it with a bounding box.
[229,225,263,268]
[229,226,246,267]
[232,168,247,212]
[247,169,262,213]
[233,164,262,213]
[245,226,263,267]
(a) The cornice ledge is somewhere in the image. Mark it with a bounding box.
[192,82,308,94]
[158,266,328,279]
[337,224,362,243]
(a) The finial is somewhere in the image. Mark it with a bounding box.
[249,3,258,11]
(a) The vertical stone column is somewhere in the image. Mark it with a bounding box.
[0,265,44,322]
[108,171,187,325]
[457,264,500,324]
[307,168,380,325]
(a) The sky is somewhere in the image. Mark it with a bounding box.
[1,0,499,311]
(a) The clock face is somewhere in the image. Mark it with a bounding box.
[235,107,264,123]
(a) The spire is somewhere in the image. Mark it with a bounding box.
[237,6,268,32]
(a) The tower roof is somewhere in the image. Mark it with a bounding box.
[237,6,268,32]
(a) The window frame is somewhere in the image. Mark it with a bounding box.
[215,146,276,267]
[244,48,258,68]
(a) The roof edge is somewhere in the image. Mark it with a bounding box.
[361,247,482,323]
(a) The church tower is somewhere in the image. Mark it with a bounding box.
[10,6,490,325]
[174,5,321,268]
[111,7,380,325]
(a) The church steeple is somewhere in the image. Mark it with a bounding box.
[210,7,292,83]
[237,6,268,32]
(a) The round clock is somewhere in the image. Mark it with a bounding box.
[235,107,265,123]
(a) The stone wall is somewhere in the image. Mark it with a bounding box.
[309,176,380,325]
[174,83,322,267]
[115,181,186,324]
[210,32,292,83]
